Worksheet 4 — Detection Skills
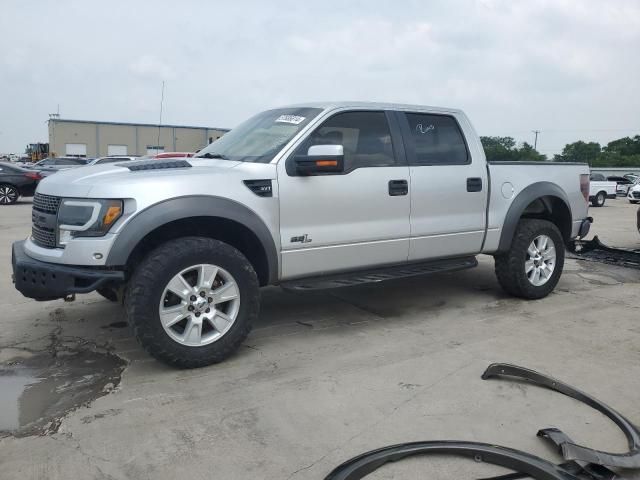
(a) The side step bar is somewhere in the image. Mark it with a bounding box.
[281,256,478,291]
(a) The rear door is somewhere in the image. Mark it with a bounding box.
[395,111,487,261]
[277,110,411,279]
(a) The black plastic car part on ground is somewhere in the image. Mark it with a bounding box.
[569,236,640,269]
[326,364,638,479]
[482,363,640,469]
[323,440,583,480]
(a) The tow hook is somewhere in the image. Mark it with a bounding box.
[64,294,76,302]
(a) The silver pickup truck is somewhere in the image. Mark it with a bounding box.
[12,102,592,367]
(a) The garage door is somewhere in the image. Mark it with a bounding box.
[146,145,165,155]
[65,143,87,156]
[107,144,128,156]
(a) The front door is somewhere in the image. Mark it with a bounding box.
[395,111,487,261]
[277,110,411,279]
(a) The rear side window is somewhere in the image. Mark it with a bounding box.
[401,113,468,165]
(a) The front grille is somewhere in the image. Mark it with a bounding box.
[32,193,61,248]
[33,193,61,214]
[31,224,57,248]
[633,192,640,199]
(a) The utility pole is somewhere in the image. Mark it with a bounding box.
[532,130,540,150]
[157,81,165,152]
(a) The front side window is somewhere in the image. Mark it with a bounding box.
[401,113,468,165]
[195,107,322,163]
[295,111,395,170]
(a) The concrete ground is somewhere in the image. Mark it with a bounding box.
[1,198,639,479]
[585,196,640,249]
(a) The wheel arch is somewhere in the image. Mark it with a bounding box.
[497,182,572,253]
[106,196,278,286]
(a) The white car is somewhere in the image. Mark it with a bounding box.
[627,181,640,204]
[588,174,617,207]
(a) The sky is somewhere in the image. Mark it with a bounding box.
[1,0,639,156]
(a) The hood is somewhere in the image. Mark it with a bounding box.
[36,158,276,200]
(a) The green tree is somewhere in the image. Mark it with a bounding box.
[480,136,547,162]
[553,141,601,165]
[518,142,547,162]
[602,135,640,156]
[480,136,518,162]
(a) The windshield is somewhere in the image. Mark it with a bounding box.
[195,107,323,163]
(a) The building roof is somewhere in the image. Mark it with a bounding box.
[49,118,229,132]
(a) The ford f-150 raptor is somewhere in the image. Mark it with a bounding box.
[12,102,593,367]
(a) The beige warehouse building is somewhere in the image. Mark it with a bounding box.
[48,118,229,158]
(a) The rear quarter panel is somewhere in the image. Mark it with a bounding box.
[483,162,589,253]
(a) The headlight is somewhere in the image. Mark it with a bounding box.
[57,198,123,246]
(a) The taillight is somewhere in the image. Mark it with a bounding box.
[24,172,42,181]
[580,174,589,203]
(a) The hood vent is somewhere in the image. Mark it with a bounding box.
[118,159,192,171]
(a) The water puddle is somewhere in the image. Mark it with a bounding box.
[0,348,126,437]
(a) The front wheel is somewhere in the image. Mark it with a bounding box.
[591,191,605,207]
[125,236,260,368]
[494,219,565,300]
[630,200,639,205]
[0,184,19,205]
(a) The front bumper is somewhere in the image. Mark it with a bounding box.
[12,240,125,301]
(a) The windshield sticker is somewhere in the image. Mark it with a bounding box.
[275,115,306,125]
[416,123,435,134]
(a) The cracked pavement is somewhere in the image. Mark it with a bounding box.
[1,199,639,479]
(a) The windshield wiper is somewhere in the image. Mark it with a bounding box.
[196,152,230,160]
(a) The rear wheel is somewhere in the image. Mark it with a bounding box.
[125,236,260,368]
[0,184,19,205]
[591,191,605,207]
[494,219,564,300]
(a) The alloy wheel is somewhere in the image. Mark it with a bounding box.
[159,264,241,347]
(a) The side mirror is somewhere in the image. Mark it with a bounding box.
[294,144,344,176]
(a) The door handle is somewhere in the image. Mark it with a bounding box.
[466,177,482,192]
[389,179,408,196]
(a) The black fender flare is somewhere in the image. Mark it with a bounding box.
[324,440,582,480]
[497,182,572,252]
[483,363,640,469]
[105,195,278,284]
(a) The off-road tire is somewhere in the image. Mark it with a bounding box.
[494,219,564,300]
[125,236,260,368]
[591,191,605,207]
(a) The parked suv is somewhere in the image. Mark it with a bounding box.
[12,102,592,367]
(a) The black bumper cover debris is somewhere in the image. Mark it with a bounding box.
[569,235,640,269]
